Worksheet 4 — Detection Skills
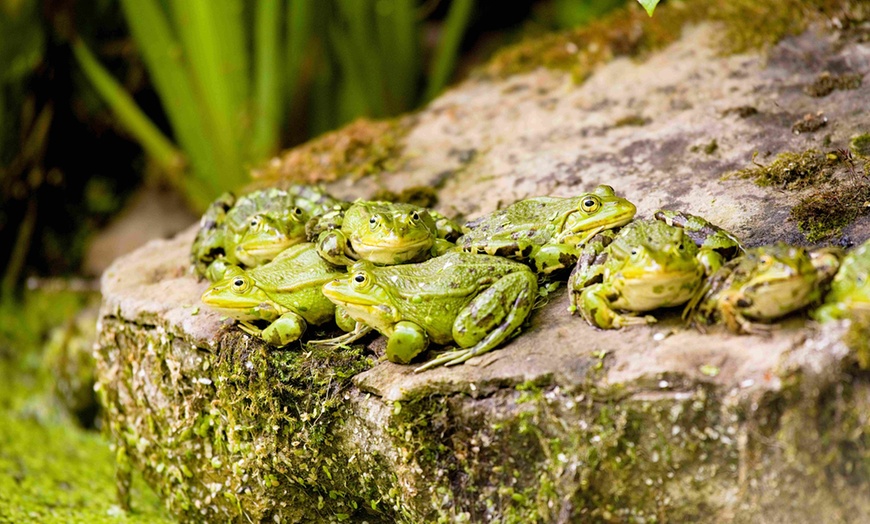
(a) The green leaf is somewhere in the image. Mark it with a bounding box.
[637,0,660,17]
[71,39,185,182]
[251,0,282,162]
[119,0,220,207]
[424,0,473,101]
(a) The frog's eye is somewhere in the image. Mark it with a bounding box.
[291,207,304,219]
[352,271,370,289]
[231,277,251,293]
[581,196,602,213]
[369,215,383,229]
[250,217,260,227]
[410,211,420,222]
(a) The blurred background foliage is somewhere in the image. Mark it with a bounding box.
[0,0,633,294]
[0,0,635,519]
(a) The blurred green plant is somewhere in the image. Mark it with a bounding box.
[74,0,475,211]
[637,0,661,16]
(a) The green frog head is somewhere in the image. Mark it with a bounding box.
[322,251,538,370]
[457,185,637,273]
[569,219,706,329]
[231,210,308,268]
[201,243,344,346]
[315,201,458,267]
[814,238,870,323]
[690,243,841,334]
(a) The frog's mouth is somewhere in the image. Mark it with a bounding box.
[352,237,433,263]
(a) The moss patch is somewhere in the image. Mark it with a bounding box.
[96,316,390,522]
[729,146,870,242]
[852,133,870,157]
[370,185,440,208]
[250,117,411,186]
[730,149,843,190]
[0,290,171,523]
[483,0,864,81]
[790,180,870,241]
[804,71,864,97]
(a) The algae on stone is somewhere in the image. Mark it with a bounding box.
[250,118,411,186]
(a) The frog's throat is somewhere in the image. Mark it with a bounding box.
[353,236,433,251]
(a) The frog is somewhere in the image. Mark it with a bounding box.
[653,209,744,274]
[814,238,870,323]
[310,201,461,267]
[191,185,347,280]
[568,219,713,329]
[200,243,348,346]
[689,243,841,334]
[321,251,538,371]
[456,185,637,274]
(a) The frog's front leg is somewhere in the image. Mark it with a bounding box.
[205,258,234,282]
[577,283,655,329]
[531,243,580,274]
[696,248,725,276]
[316,230,356,266]
[386,321,429,364]
[239,312,307,347]
[415,271,538,371]
[718,294,774,335]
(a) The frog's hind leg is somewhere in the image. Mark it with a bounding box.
[576,284,655,329]
[415,271,538,372]
[719,297,776,336]
[258,312,308,347]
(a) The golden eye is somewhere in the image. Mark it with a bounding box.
[352,272,369,288]
[581,196,601,213]
[231,277,250,293]
[410,211,420,221]
[250,217,259,227]
[369,215,383,229]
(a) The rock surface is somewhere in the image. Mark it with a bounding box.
[96,14,870,524]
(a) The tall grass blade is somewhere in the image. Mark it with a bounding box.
[71,39,185,183]
[119,0,220,207]
[169,0,248,189]
[251,0,282,162]
[424,0,473,101]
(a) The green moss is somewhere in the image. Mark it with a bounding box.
[803,71,863,97]
[0,290,170,522]
[852,133,870,157]
[370,186,441,208]
[483,0,864,81]
[710,0,861,54]
[791,180,870,241]
[731,149,841,190]
[249,117,410,186]
[691,139,719,155]
[484,2,707,80]
[614,114,649,128]
[97,317,388,522]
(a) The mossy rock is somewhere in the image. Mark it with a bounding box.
[96,2,870,521]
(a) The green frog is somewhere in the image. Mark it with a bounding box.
[192,186,346,280]
[321,251,538,371]
[814,239,870,323]
[653,209,743,273]
[200,243,349,346]
[568,219,714,329]
[311,201,461,267]
[456,185,637,274]
[689,243,841,334]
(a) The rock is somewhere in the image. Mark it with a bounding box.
[95,11,870,524]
